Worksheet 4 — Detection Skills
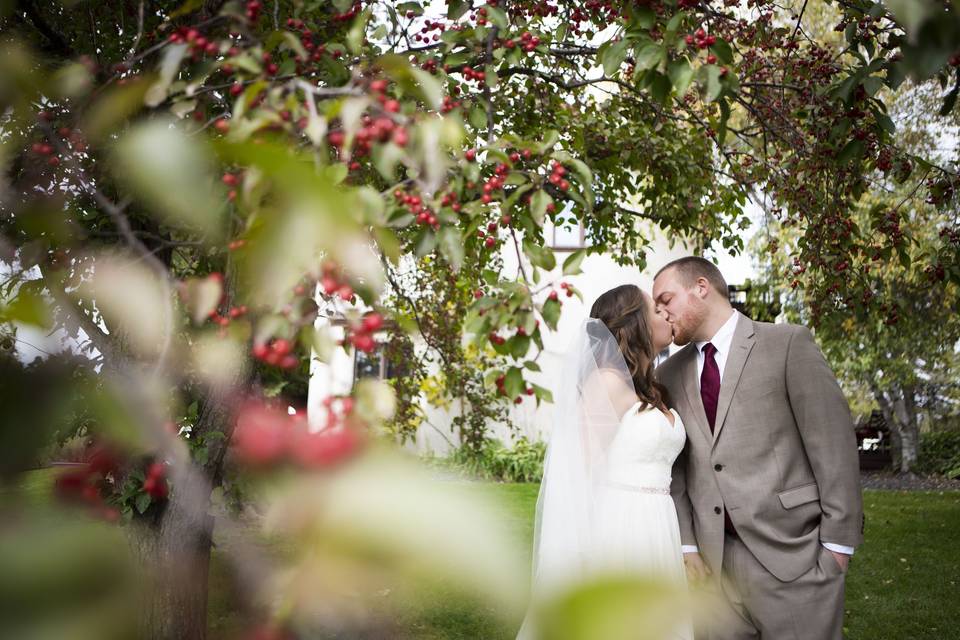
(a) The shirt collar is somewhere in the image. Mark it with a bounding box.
[696,310,740,356]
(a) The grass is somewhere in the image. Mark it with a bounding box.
[844,490,960,639]
[9,470,959,639]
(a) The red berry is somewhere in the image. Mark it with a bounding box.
[233,404,289,467]
[362,313,384,332]
[272,338,292,356]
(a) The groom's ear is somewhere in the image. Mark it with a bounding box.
[694,276,712,299]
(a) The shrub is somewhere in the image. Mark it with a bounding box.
[444,437,546,483]
[919,426,960,479]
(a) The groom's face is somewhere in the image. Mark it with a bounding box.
[652,269,708,346]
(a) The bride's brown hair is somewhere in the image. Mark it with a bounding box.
[589,284,670,412]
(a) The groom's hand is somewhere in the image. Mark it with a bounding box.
[829,550,850,572]
[683,552,711,583]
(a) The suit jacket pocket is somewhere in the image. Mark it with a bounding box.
[778,482,820,509]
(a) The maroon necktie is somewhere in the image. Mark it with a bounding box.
[700,342,721,432]
[701,342,736,535]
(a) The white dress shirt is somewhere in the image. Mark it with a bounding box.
[679,310,854,557]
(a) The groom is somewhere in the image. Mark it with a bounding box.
[653,257,864,639]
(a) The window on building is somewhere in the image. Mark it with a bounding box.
[353,341,407,382]
[547,218,590,250]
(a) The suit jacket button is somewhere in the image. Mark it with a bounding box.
[714,463,723,471]
[714,506,722,514]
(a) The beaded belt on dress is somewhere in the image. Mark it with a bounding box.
[604,481,670,495]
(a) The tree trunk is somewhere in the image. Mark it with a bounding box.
[873,384,920,474]
[893,386,920,473]
[129,362,246,638]
[134,500,215,640]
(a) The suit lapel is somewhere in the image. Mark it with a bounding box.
[677,345,713,443]
[711,314,757,445]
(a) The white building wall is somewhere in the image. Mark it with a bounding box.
[306,221,695,455]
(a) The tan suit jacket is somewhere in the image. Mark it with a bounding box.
[659,314,864,582]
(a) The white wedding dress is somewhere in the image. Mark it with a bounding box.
[519,319,692,640]
[593,402,689,586]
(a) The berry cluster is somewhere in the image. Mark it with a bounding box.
[142,462,169,500]
[167,27,220,58]
[231,401,362,468]
[494,373,535,404]
[252,338,298,369]
[54,446,123,521]
[547,160,570,191]
[319,261,356,303]
[345,312,384,354]
[395,189,440,228]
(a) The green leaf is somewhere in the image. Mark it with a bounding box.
[523,360,542,372]
[875,111,897,135]
[665,11,684,35]
[487,5,508,30]
[531,383,553,404]
[510,335,531,359]
[0,289,50,328]
[632,7,656,29]
[469,104,487,129]
[530,189,553,226]
[523,237,556,271]
[504,367,524,399]
[898,247,911,269]
[863,75,883,97]
[542,297,561,330]
[447,0,470,20]
[634,42,664,72]
[112,119,225,239]
[939,72,960,115]
[378,54,443,109]
[837,139,865,164]
[135,492,152,514]
[668,59,694,96]
[539,129,560,154]
[649,71,672,105]
[144,43,187,107]
[704,65,723,102]
[885,0,939,40]
[438,226,465,271]
[601,39,631,77]
[717,98,731,147]
[414,227,438,257]
[397,2,423,15]
[347,9,372,54]
[562,248,587,276]
[710,38,734,65]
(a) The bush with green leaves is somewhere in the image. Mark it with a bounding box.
[446,437,546,483]
[918,426,960,479]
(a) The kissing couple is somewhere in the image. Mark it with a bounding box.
[519,257,864,640]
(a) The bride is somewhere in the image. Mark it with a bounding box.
[518,284,694,639]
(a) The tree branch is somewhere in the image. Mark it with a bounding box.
[17,0,75,58]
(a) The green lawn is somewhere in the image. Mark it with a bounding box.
[9,471,959,639]
[214,483,960,640]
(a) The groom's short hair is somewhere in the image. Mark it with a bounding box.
[655,257,728,297]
